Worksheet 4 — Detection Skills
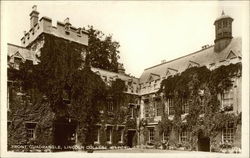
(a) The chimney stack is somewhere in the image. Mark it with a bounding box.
[30,5,39,29]
[118,63,125,74]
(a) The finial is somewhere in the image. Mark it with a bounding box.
[64,17,70,24]
[32,5,37,11]
[221,10,225,16]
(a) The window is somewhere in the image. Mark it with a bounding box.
[168,98,174,115]
[117,127,124,143]
[218,33,222,38]
[144,99,149,117]
[181,99,189,114]
[222,88,234,110]
[106,126,112,143]
[222,122,234,143]
[107,101,114,112]
[162,131,170,142]
[218,22,222,29]
[14,57,22,69]
[130,106,135,118]
[180,129,189,143]
[149,128,155,142]
[25,123,37,139]
[223,20,228,27]
[94,126,100,144]
[154,100,161,116]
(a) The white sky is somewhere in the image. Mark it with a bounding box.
[1,1,249,77]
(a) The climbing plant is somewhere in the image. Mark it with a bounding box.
[158,63,242,149]
[8,33,107,146]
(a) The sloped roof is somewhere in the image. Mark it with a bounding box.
[214,11,233,23]
[8,43,34,61]
[139,37,241,84]
[91,67,139,83]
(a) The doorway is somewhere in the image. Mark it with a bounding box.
[198,130,210,152]
[127,130,136,148]
[53,117,77,150]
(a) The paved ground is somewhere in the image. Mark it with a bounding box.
[6,148,244,158]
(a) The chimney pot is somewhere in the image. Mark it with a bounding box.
[64,17,70,24]
[32,5,37,11]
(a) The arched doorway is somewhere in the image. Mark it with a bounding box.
[53,117,77,150]
[198,130,210,152]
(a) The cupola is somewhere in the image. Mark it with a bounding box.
[214,11,233,52]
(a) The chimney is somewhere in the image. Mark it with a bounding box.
[30,5,39,29]
[118,63,125,74]
[64,17,71,32]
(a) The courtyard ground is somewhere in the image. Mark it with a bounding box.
[5,148,245,158]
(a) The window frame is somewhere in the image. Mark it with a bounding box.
[94,125,101,144]
[117,127,124,143]
[168,98,174,116]
[148,127,155,143]
[13,57,22,69]
[25,122,37,139]
[162,130,170,142]
[222,87,234,110]
[179,129,189,144]
[222,122,235,144]
[106,126,113,144]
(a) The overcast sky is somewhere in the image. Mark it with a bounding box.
[1,1,249,77]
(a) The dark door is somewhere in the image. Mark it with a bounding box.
[53,118,77,151]
[198,131,210,152]
[127,130,136,148]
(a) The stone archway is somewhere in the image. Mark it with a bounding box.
[197,130,210,152]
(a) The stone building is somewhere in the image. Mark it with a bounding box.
[7,6,140,150]
[7,6,242,152]
[137,11,241,152]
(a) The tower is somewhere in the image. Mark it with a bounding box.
[214,11,233,52]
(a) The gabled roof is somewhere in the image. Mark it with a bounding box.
[8,43,34,61]
[139,37,241,83]
[91,67,139,83]
[226,50,237,59]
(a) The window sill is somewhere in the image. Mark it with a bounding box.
[94,141,100,145]
[106,141,112,144]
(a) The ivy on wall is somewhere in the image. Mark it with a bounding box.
[8,33,138,147]
[158,63,242,149]
[8,34,107,147]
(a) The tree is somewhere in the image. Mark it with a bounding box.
[86,26,120,72]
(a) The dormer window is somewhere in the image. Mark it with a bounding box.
[188,60,200,69]
[64,18,71,34]
[226,50,237,59]
[166,68,178,78]
[14,57,22,69]
[77,28,82,37]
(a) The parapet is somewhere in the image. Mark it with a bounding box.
[21,16,88,47]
